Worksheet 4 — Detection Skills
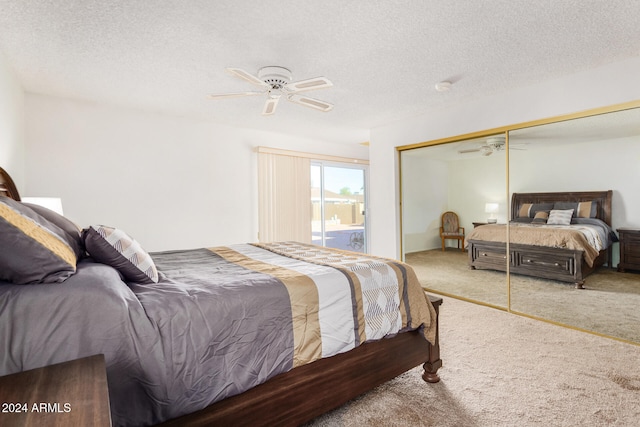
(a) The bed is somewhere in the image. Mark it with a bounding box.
[467,190,616,289]
[0,166,441,427]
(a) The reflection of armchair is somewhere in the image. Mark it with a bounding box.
[440,211,465,251]
[348,231,364,251]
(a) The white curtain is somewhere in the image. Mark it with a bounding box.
[258,152,311,243]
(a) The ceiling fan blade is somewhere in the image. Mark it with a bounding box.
[287,94,333,112]
[209,91,265,99]
[285,76,333,93]
[262,96,280,116]
[458,148,481,154]
[225,68,270,88]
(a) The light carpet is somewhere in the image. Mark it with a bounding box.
[405,249,640,343]
[306,297,640,426]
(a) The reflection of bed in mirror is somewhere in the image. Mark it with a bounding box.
[467,191,615,289]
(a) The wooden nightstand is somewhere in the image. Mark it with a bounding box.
[617,228,640,273]
[0,354,111,427]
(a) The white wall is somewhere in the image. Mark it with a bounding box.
[0,51,25,188]
[448,155,507,229]
[369,56,640,259]
[24,94,368,251]
[401,155,449,253]
[402,152,508,254]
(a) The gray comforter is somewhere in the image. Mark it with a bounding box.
[0,242,436,426]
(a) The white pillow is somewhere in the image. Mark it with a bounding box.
[547,209,574,225]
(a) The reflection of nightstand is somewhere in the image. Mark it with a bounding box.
[617,228,640,273]
[0,354,111,426]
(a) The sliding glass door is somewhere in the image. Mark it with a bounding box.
[311,162,368,253]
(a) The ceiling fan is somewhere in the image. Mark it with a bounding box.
[458,136,527,156]
[209,66,334,116]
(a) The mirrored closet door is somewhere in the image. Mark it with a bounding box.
[507,107,640,343]
[400,134,508,309]
[400,101,640,344]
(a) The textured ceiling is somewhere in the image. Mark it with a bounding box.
[1,1,639,145]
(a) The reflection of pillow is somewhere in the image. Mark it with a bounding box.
[0,196,77,284]
[518,204,532,218]
[23,202,84,259]
[576,201,597,218]
[553,202,578,214]
[518,203,554,218]
[547,209,574,225]
[531,211,549,224]
[553,201,598,218]
[83,225,158,284]
[511,217,533,223]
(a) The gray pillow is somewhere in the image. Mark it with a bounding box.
[0,196,77,284]
[511,217,533,223]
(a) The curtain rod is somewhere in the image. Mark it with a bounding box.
[256,146,369,165]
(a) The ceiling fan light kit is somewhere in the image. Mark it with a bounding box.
[263,97,279,115]
[258,66,292,88]
[210,66,334,115]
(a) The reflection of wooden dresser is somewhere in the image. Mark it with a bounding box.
[617,228,640,273]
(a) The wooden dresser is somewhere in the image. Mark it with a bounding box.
[0,354,111,427]
[617,228,640,273]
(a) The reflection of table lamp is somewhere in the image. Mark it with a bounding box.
[485,203,499,224]
[22,197,64,215]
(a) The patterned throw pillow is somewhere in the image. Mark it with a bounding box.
[83,225,158,284]
[0,196,77,284]
[547,209,574,225]
[531,211,549,224]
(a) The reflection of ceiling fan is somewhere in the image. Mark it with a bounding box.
[458,136,527,156]
[209,66,333,116]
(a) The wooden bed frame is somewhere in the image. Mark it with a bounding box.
[468,190,613,289]
[0,167,21,201]
[160,296,442,426]
[1,166,442,426]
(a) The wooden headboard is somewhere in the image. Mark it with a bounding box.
[511,190,613,226]
[0,167,21,201]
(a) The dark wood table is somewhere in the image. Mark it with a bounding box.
[0,354,111,427]
[617,228,640,273]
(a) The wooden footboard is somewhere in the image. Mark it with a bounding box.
[468,239,607,288]
[158,296,442,427]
